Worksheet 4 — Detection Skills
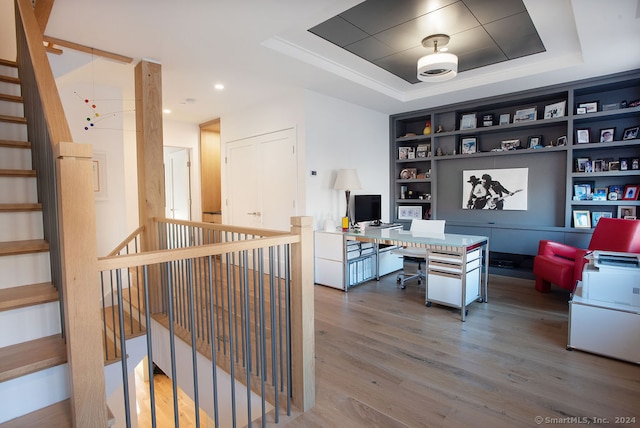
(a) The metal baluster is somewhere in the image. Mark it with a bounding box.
[186,259,201,428]
[207,255,220,428]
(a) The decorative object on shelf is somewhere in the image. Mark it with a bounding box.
[400,168,417,179]
[543,100,566,118]
[576,128,590,144]
[621,100,628,108]
[602,103,619,111]
[400,185,407,199]
[436,147,443,156]
[599,127,615,142]
[573,184,592,200]
[623,126,639,140]
[463,168,528,210]
[417,34,457,82]
[500,139,520,150]
[513,107,537,122]
[557,135,567,146]
[632,158,639,170]
[576,107,587,114]
[576,157,590,172]
[592,211,612,226]
[436,124,444,133]
[398,205,422,220]
[333,168,361,228]
[398,146,412,159]
[573,210,591,228]
[578,101,598,113]
[460,113,477,129]
[461,137,477,154]
[482,114,494,127]
[423,121,431,135]
[416,144,430,158]
[499,113,510,125]
[623,185,639,200]
[609,185,624,200]
[628,99,640,107]
[592,188,608,201]
[618,206,637,219]
[528,135,543,148]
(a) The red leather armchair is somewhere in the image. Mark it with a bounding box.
[533,218,640,293]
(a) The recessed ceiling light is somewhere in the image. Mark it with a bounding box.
[163,109,171,114]
[214,83,225,90]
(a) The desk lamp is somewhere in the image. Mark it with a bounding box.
[333,168,361,230]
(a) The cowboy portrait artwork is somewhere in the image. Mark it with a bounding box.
[463,168,528,210]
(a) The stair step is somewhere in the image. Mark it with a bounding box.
[0,94,22,104]
[0,283,58,312]
[0,169,35,177]
[0,203,41,212]
[0,240,49,257]
[0,76,20,85]
[0,399,71,428]
[0,140,30,149]
[0,115,26,125]
[0,334,66,383]
[0,59,17,68]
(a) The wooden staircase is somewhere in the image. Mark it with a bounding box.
[0,59,71,426]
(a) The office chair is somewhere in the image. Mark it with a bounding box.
[394,219,445,289]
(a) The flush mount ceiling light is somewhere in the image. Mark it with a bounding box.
[417,34,458,82]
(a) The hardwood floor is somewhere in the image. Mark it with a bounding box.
[138,274,639,427]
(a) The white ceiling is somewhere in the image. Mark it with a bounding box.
[4,0,640,124]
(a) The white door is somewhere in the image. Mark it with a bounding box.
[164,147,191,220]
[226,128,297,231]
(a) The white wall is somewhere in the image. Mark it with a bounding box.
[304,91,390,230]
[220,89,389,231]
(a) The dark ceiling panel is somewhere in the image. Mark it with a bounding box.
[309,16,369,46]
[462,0,526,24]
[484,12,545,58]
[307,0,545,84]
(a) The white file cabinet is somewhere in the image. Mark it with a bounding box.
[314,229,402,291]
[426,249,482,313]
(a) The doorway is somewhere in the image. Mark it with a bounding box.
[164,146,192,220]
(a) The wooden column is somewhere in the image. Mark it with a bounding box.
[55,142,108,427]
[290,216,315,411]
[135,60,165,312]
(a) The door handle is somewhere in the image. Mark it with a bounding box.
[247,211,262,217]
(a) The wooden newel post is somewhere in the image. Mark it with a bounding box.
[55,142,108,427]
[290,216,315,411]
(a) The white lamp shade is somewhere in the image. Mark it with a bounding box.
[333,168,362,190]
[417,52,458,82]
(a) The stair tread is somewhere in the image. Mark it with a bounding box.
[0,93,23,103]
[0,239,49,256]
[0,282,58,312]
[0,75,20,85]
[0,203,42,212]
[0,139,31,149]
[0,399,72,428]
[0,334,67,383]
[0,168,36,177]
[0,114,26,124]
[0,59,17,68]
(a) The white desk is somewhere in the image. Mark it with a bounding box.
[346,228,489,321]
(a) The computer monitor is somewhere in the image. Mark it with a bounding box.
[354,194,382,225]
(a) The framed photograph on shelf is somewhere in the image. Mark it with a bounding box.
[592,187,608,201]
[576,107,587,115]
[499,113,510,125]
[556,135,567,146]
[543,100,566,119]
[500,139,521,150]
[599,128,615,142]
[592,211,612,227]
[622,184,639,200]
[620,158,629,171]
[576,157,590,172]
[399,168,417,180]
[623,126,639,140]
[398,146,411,160]
[573,210,591,228]
[608,161,620,171]
[398,205,422,220]
[461,137,477,154]
[527,135,543,148]
[575,128,590,144]
[609,185,624,200]
[632,158,640,170]
[482,114,494,127]
[460,113,477,130]
[618,206,637,219]
[513,107,537,122]
[578,101,598,113]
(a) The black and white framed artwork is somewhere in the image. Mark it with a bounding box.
[463,168,528,210]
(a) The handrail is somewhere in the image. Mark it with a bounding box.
[107,225,145,257]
